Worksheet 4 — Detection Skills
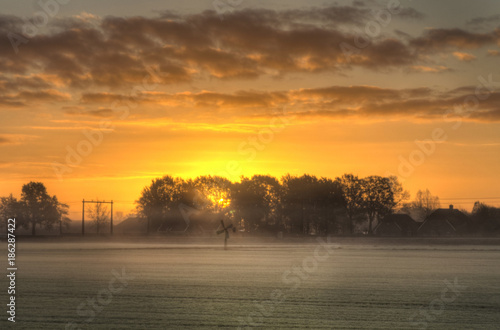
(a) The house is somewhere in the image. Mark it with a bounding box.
[374,213,418,237]
[417,205,470,236]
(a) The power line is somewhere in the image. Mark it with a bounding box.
[439,197,500,201]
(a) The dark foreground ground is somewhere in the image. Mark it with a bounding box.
[0,237,499,329]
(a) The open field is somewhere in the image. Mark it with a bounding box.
[1,238,500,329]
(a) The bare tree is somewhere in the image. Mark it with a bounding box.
[87,200,110,234]
[402,189,441,222]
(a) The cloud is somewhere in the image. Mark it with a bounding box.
[487,49,500,56]
[410,28,499,51]
[408,65,452,73]
[73,84,500,124]
[64,108,116,118]
[0,6,498,117]
[468,109,500,122]
[452,51,477,62]
[80,92,125,104]
[15,89,71,102]
[466,14,500,28]
[0,74,55,90]
[0,5,448,93]
[397,8,426,20]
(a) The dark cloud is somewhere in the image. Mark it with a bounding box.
[191,91,288,108]
[81,92,125,104]
[410,28,498,51]
[0,5,497,110]
[467,14,500,27]
[396,8,425,20]
[0,74,54,91]
[468,108,500,121]
[75,85,500,123]
[0,5,438,92]
[0,14,24,33]
[16,89,70,102]
[290,86,500,122]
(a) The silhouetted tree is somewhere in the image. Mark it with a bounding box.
[471,201,500,235]
[0,194,24,229]
[231,175,281,232]
[135,172,413,237]
[136,175,185,233]
[312,177,344,235]
[1,187,68,235]
[361,176,394,235]
[387,176,410,212]
[192,175,232,216]
[339,174,364,235]
[281,174,334,235]
[20,182,67,235]
[87,200,109,234]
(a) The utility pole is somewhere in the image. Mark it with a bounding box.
[82,199,114,236]
[82,199,85,236]
[110,200,114,235]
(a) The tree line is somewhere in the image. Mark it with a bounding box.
[135,174,409,235]
[0,182,69,235]
[1,176,499,236]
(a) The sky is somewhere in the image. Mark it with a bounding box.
[1,0,500,218]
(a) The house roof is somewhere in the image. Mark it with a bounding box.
[375,213,418,233]
[418,208,469,232]
[381,213,416,225]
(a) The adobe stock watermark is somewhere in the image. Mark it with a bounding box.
[8,0,71,54]
[388,73,500,182]
[212,0,243,18]
[210,107,290,182]
[178,189,211,232]
[65,268,135,330]
[176,108,290,229]
[408,277,468,329]
[51,65,165,181]
[340,0,405,62]
[237,236,339,329]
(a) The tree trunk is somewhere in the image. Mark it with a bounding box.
[32,221,36,236]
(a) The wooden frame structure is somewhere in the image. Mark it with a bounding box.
[82,199,113,236]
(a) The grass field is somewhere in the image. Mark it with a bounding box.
[1,238,500,329]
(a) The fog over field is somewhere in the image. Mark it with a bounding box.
[1,239,499,329]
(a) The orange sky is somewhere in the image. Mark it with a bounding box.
[1,1,500,218]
